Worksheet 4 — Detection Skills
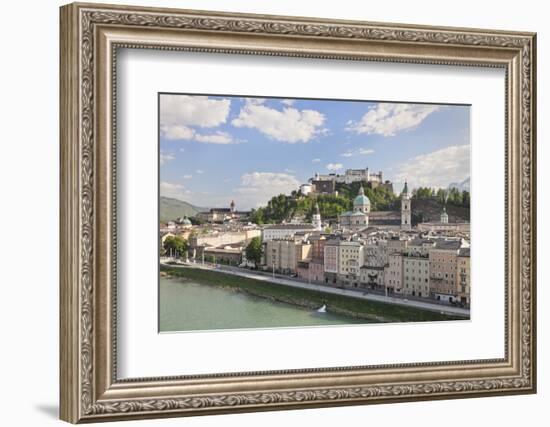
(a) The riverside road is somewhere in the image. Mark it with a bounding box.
[161,261,470,318]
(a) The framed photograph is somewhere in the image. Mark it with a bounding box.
[60,2,537,423]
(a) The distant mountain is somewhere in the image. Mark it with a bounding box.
[448,177,470,192]
[160,196,208,222]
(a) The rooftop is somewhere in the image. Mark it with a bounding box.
[434,240,463,250]
[369,211,400,218]
[458,247,471,257]
[263,224,317,230]
[340,211,367,217]
[409,238,436,246]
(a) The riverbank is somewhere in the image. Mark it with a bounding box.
[161,265,463,323]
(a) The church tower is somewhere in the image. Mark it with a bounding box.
[401,181,411,230]
[312,203,322,231]
[440,206,449,224]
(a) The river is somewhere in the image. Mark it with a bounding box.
[160,277,368,332]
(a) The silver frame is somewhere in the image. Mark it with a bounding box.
[60,2,536,423]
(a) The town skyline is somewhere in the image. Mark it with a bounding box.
[160,94,470,210]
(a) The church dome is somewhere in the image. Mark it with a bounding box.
[353,186,370,206]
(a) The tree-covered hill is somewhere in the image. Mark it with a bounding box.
[411,187,470,224]
[249,182,398,224]
[248,182,470,225]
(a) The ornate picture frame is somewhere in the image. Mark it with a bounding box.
[60,2,536,423]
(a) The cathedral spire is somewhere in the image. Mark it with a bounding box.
[312,202,322,231]
[401,180,411,230]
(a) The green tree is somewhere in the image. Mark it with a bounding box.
[436,188,447,204]
[461,190,470,207]
[163,236,189,258]
[189,216,205,225]
[245,237,263,267]
[412,187,434,199]
[249,208,265,225]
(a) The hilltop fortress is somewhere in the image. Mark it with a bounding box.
[299,167,394,196]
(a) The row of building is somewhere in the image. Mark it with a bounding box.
[261,231,470,305]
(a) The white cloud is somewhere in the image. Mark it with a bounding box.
[160,95,239,144]
[326,163,343,171]
[159,152,175,165]
[312,158,321,163]
[160,95,231,128]
[235,172,301,208]
[194,131,236,144]
[341,148,375,157]
[160,181,190,200]
[196,169,204,174]
[346,103,439,137]
[161,124,195,140]
[161,124,238,144]
[281,99,295,106]
[246,98,266,106]
[182,175,193,180]
[232,102,326,143]
[392,144,470,189]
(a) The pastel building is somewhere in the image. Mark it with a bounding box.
[338,240,364,287]
[429,240,462,302]
[386,236,409,254]
[385,252,404,295]
[360,265,385,289]
[457,247,471,305]
[323,239,340,285]
[308,235,327,283]
[403,254,430,298]
[295,235,327,283]
[364,241,388,268]
[262,223,317,242]
[264,237,312,274]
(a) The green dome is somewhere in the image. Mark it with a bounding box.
[354,185,370,206]
[354,194,370,206]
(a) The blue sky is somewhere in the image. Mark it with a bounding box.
[159,94,470,210]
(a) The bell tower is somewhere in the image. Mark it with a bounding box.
[401,181,411,230]
[312,203,322,231]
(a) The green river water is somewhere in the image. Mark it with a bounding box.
[160,277,368,332]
